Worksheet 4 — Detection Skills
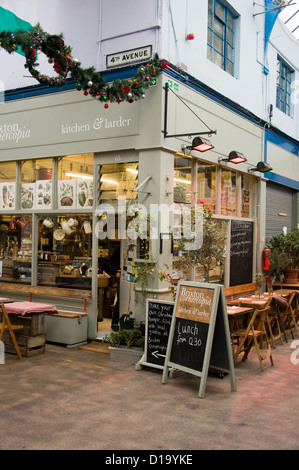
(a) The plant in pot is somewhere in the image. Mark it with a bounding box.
[284,227,299,281]
[267,228,299,284]
[104,329,144,364]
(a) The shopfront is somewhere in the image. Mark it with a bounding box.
[0,71,265,342]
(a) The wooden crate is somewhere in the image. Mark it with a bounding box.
[8,313,45,336]
[2,332,46,357]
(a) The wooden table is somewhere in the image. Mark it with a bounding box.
[272,289,298,297]
[2,301,58,357]
[226,305,253,332]
[237,296,270,309]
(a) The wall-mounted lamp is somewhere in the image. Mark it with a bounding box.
[218,151,247,164]
[184,136,214,153]
[248,161,273,173]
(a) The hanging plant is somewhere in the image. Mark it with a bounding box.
[0,24,169,107]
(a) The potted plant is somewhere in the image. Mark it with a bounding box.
[267,228,299,284]
[104,329,144,364]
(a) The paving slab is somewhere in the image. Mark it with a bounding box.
[0,337,298,451]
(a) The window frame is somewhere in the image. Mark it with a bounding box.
[276,56,293,116]
[207,0,236,76]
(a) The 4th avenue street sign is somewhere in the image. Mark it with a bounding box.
[106,45,152,68]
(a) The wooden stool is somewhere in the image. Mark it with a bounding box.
[0,303,23,359]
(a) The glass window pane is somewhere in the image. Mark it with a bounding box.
[215,2,225,21]
[226,60,233,76]
[226,28,234,46]
[208,0,213,11]
[197,163,217,213]
[214,18,224,37]
[21,158,52,210]
[207,45,213,61]
[221,169,237,216]
[213,50,223,68]
[207,28,213,45]
[241,174,252,218]
[226,43,233,61]
[214,34,224,54]
[0,214,32,284]
[0,162,16,182]
[0,162,16,210]
[37,214,92,288]
[174,156,192,204]
[208,11,213,28]
[99,162,138,206]
[58,153,94,209]
[227,11,234,30]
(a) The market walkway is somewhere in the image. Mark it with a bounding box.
[0,337,298,451]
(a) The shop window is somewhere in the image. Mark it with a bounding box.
[99,162,138,206]
[207,0,236,76]
[0,215,32,284]
[37,214,92,289]
[241,173,252,218]
[174,155,192,204]
[58,153,94,209]
[197,162,217,213]
[194,218,227,284]
[221,168,237,216]
[20,158,53,210]
[0,162,16,210]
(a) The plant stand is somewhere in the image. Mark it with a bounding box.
[108,345,144,364]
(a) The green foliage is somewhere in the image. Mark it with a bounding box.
[175,206,227,282]
[0,24,168,105]
[255,273,265,288]
[267,227,299,270]
[104,329,144,349]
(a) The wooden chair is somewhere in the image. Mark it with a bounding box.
[285,292,298,339]
[268,296,287,345]
[273,292,297,342]
[263,297,276,349]
[232,307,274,371]
[0,303,23,359]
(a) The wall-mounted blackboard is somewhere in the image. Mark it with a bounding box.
[162,282,236,398]
[143,300,174,369]
[230,220,254,287]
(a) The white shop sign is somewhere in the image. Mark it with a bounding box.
[106,45,152,68]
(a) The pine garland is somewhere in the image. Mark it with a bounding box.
[0,24,169,107]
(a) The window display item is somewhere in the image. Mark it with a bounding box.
[43,218,54,229]
[61,220,73,235]
[53,229,65,241]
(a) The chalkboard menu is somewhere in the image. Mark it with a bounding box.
[230,220,253,286]
[162,282,236,398]
[144,300,174,369]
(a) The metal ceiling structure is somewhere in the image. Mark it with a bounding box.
[278,0,299,39]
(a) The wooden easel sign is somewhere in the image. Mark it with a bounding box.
[162,282,236,398]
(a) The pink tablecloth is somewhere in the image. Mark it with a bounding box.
[4,301,58,316]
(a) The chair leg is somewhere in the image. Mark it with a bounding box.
[265,314,276,349]
[277,310,288,343]
[252,333,264,371]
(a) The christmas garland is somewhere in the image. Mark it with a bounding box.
[0,24,169,107]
